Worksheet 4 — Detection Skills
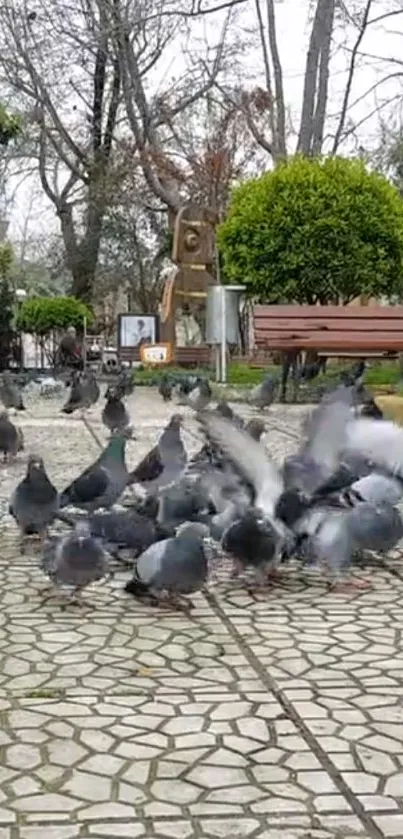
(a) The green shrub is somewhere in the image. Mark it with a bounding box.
[16,296,94,335]
[218,155,403,304]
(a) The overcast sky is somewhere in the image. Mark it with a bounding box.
[6,0,403,245]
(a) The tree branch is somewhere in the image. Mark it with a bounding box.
[331,0,372,154]
[265,0,286,157]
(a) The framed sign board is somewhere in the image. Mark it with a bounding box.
[118,313,159,349]
[140,343,173,365]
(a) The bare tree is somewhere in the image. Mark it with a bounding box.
[110,0,238,210]
[0,0,124,300]
[231,0,403,161]
[0,0,235,300]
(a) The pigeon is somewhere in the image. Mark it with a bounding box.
[249,372,278,411]
[84,508,168,560]
[158,375,173,402]
[0,410,20,462]
[359,394,383,420]
[294,497,403,590]
[115,368,134,399]
[156,476,213,532]
[187,378,212,412]
[340,359,366,387]
[9,455,59,546]
[214,401,244,428]
[62,371,99,414]
[128,414,187,493]
[0,371,25,411]
[278,385,355,525]
[62,372,86,414]
[83,371,100,408]
[40,520,109,605]
[102,387,131,433]
[124,521,208,610]
[60,430,130,511]
[198,411,289,584]
[222,508,284,582]
[244,418,266,442]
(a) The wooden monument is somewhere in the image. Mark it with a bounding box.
[159,203,218,361]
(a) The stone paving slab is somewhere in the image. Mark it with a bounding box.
[0,391,403,837]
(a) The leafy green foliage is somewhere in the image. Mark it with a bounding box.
[217,156,403,304]
[0,242,14,279]
[16,296,94,335]
[0,104,21,146]
[0,243,16,369]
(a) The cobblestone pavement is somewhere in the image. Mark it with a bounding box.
[0,389,402,838]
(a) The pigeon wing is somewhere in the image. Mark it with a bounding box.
[345,417,403,478]
[198,413,283,516]
[61,465,109,506]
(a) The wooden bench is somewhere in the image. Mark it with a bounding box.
[119,345,213,368]
[253,304,403,356]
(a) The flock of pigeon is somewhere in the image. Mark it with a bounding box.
[0,362,401,612]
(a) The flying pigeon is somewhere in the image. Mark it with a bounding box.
[124,522,208,610]
[40,520,109,605]
[0,371,25,411]
[60,430,130,511]
[0,410,20,462]
[128,414,187,493]
[9,455,59,548]
[198,411,289,584]
[102,387,131,433]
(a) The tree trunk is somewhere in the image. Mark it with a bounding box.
[57,192,105,303]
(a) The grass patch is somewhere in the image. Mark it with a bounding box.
[132,358,403,393]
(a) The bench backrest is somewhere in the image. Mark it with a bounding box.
[253,304,403,352]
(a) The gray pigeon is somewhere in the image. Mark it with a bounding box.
[124,522,208,610]
[83,371,100,408]
[85,507,168,560]
[158,375,173,402]
[249,373,278,411]
[9,455,59,546]
[102,387,131,433]
[40,520,109,605]
[244,418,266,442]
[295,499,403,590]
[128,414,187,493]
[60,430,130,511]
[187,378,212,412]
[62,371,99,414]
[0,372,25,411]
[0,410,20,461]
[198,412,289,584]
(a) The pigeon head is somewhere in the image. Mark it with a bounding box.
[215,401,233,420]
[170,413,184,429]
[275,488,310,527]
[176,521,209,540]
[0,409,8,421]
[245,418,266,441]
[106,386,120,401]
[27,454,45,475]
[74,519,92,545]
